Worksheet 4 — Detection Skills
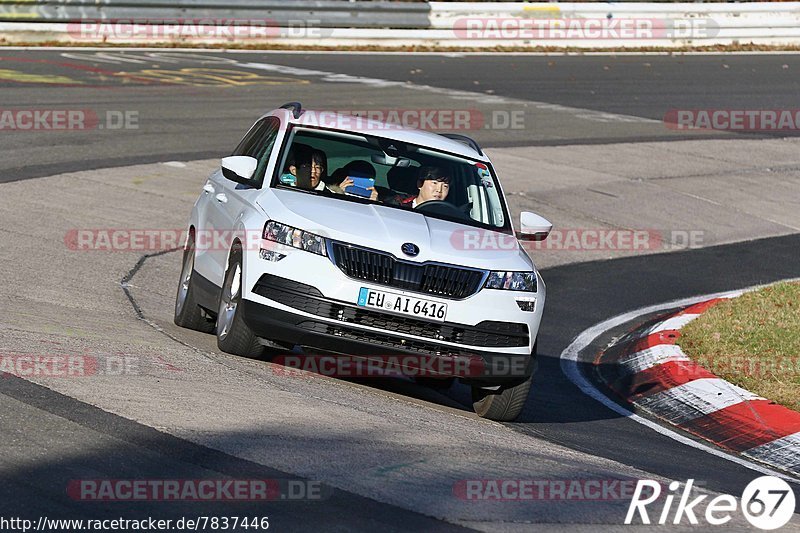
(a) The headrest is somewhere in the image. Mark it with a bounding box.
[387,165,418,195]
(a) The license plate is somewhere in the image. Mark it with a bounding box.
[358,287,447,322]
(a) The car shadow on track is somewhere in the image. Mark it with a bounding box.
[511,313,675,425]
[251,343,625,425]
[160,321,631,425]
[253,348,476,415]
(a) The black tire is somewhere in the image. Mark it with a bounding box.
[471,343,536,421]
[174,233,215,333]
[471,376,532,421]
[216,245,263,358]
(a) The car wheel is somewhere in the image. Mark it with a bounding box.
[471,343,536,421]
[471,376,532,422]
[216,245,263,357]
[174,233,215,333]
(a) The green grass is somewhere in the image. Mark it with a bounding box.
[678,281,800,412]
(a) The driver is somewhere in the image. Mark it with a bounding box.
[385,166,450,208]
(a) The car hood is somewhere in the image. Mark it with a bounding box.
[258,189,535,271]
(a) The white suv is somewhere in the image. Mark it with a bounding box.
[175,103,552,421]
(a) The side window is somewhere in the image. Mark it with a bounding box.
[231,117,280,185]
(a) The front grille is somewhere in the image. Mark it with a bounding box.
[330,242,485,299]
[252,274,529,348]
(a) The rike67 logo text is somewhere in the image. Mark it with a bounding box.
[626,477,795,530]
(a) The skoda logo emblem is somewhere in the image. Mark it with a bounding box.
[401,243,420,257]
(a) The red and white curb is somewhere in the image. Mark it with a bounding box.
[595,296,800,477]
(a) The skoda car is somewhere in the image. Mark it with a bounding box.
[174,102,552,421]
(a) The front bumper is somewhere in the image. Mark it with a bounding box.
[241,295,536,384]
[242,245,545,333]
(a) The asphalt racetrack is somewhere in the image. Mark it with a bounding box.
[3,50,800,181]
[1,49,799,531]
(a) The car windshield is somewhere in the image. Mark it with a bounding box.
[272,127,511,232]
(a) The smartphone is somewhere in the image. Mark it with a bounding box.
[344,177,375,198]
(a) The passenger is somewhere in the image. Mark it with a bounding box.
[385,166,450,208]
[281,148,380,202]
[280,146,331,193]
[328,160,379,201]
[308,149,328,191]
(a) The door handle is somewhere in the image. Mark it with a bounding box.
[215,193,228,204]
[203,183,215,194]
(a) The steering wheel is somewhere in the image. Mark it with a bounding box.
[414,200,470,220]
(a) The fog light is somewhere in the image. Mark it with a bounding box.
[516,298,536,312]
[260,249,286,262]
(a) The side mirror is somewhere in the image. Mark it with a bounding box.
[221,156,258,184]
[518,211,552,241]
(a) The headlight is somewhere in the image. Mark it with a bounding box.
[484,271,537,292]
[263,221,327,257]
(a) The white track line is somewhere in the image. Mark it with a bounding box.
[48,49,659,124]
[560,283,800,484]
[236,59,657,123]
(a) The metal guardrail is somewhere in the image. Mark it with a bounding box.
[427,1,800,46]
[2,1,800,48]
[0,0,432,28]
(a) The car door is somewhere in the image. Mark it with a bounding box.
[208,116,282,284]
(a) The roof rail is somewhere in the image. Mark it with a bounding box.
[280,102,304,119]
[439,133,483,156]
